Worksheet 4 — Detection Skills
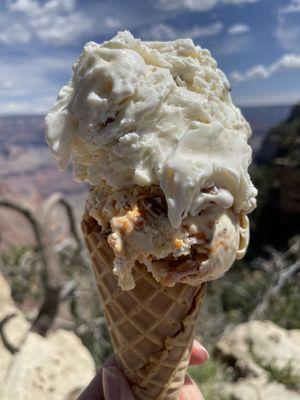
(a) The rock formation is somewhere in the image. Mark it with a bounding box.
[252,102,300,252]
[215,320,300,399]
[0,273,95,400]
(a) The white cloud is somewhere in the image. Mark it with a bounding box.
[30,12,91,45]
[0,53,74,99]
[0,22,32,44]
[184,22,223,38]
[7,0,40,14]
[231,54,300,82]
[228,23,250,35]
[276,1,300,52]
[276,12,300,52]
[0,53,75,116]
[0,99,52,115]
[142,24,174,40]
[0,50,79,115]
[217,35,251,55]
[276,24,300,52]
[8,0,75,15]
[104,16,122,29]
[1,0,92,46]
[153,0,218,12]
[0,78,13,90]
[142,22,223,40]
[278,0,300,13]
[154,0,260,11]
[223,0,258,4]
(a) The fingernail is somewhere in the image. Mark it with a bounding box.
[194,340,209,359]
[102,367,120,400]
[199,344,209,359]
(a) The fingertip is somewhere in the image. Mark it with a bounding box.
[189,339,209,365]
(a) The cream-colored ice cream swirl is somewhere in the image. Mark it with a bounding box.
[45,30,257,228]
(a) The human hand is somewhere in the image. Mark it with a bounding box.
[78,339,208,400]
[180,339,208,400]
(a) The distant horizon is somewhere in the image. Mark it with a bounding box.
[0,101,296,118]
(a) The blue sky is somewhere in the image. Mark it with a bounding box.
[0,0,300,115]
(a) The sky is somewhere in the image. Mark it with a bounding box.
[0,0,300,115]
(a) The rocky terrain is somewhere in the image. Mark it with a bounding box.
[0,272,95,400]
[250,103,300,253]
[243,104,290,154]
[215,321,300,400]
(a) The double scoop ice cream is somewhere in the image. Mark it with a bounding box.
[45,30,257,400]
[45,30,257,289]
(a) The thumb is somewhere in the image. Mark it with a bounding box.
[180,375,204,400]
[102,366,135,400]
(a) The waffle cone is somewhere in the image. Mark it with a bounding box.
[82,216,207,400]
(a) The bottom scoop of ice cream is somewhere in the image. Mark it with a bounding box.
[86,183,249,290]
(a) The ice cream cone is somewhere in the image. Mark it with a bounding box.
[82,215,207,400]
[45,28,256,400]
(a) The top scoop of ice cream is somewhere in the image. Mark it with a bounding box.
[45,30,257,228]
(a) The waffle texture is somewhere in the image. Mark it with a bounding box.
[82,216,207,400]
